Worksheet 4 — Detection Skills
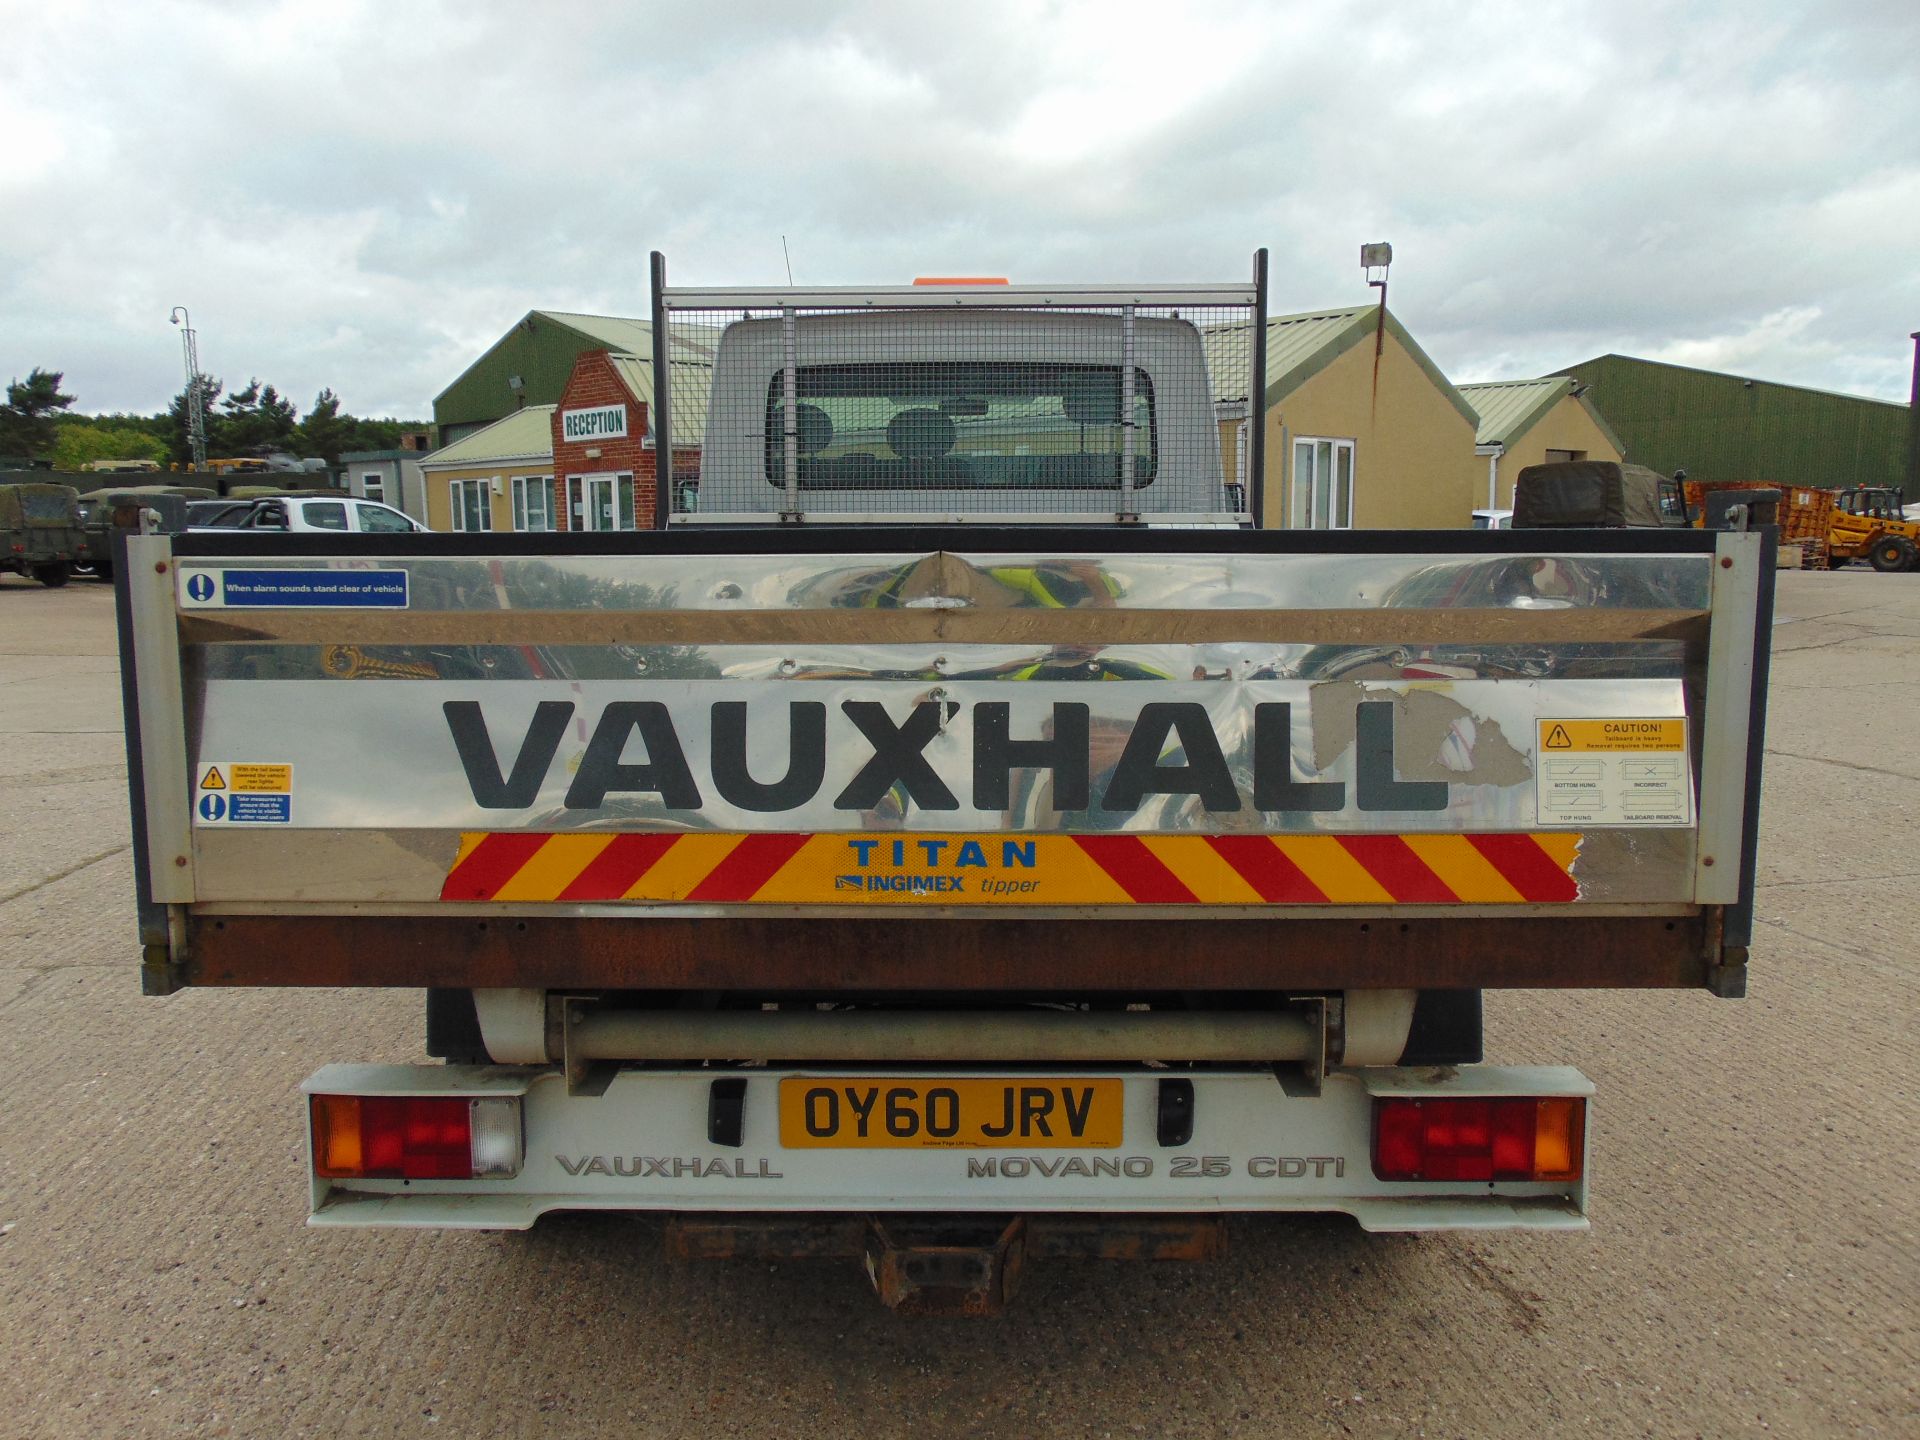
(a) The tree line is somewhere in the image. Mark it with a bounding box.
[0,367,425,471]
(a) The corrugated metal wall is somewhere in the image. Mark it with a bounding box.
[434,317,609,445]
[1556,356,1909,489]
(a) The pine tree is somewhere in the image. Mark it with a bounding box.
[0,368,77,461]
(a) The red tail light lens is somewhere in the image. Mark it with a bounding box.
[312,1095,473,1179]
[1372,1097,1584,1182]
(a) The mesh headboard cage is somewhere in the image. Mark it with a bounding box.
[651,253,1267,527]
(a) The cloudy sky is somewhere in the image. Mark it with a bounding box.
[3,0,1915,420]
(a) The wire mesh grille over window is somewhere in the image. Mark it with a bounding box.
[765,362,1157,491]
[659,300,1255,522]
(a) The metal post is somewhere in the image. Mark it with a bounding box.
[1907,330,1919,504]
[1119,304,1137,522]
[169,306,207,473]
[184,332,205,473]
[780,307,800,521]
[1249,248,1268,527]
[649,252,673,530]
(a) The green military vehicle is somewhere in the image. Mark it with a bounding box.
[1512,460,1693,529]
[74,485,212,579]
[0,481,86,587]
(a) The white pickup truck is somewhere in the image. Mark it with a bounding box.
[188,494,427,534]
[113,257,1774,1313]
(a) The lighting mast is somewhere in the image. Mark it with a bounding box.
[169,306,207,472]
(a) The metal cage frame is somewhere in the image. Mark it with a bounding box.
[649,251,1269,528]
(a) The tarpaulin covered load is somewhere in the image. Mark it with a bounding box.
[1513,461,1673,528]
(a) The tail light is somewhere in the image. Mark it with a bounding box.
[310,1095,522,1180]
[1372,1097,1584,1183]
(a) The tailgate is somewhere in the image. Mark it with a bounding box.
[118,526,1770,994]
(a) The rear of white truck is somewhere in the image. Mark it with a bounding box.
[115,259,1773,1313]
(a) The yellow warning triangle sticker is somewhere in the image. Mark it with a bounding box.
[1544,725,1573,750]
[200,766,227,790]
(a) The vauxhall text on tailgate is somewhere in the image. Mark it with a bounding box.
[116,254,1772,1314]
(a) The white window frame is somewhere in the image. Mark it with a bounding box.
[569,471,636,532]
[448,477,492,532]
[1290,437,1355,530]
[358,470,385,504]
[1233,416,1250,516]
[511,474,553,532]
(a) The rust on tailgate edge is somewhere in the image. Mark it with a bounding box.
[181,913,1711,990]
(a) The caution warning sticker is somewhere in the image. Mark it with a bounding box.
[195,761,293,825]
[228,763,292,792]
[1536,719,1691,827]
[1541,719,1685,753]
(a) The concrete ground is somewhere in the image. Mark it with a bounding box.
[0,567,1913,1439]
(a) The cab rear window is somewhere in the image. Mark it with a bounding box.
[766,361,1157,490]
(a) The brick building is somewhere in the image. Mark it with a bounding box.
[551,351,649,530]
[419,349,711,531]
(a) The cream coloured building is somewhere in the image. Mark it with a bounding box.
[1223,306,1484,530]
[1457,377,1626,512]
[418,405,555,532]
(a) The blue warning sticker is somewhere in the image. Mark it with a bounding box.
[179,568,408,609]
[228,793,291,823]
[195,760,293,824]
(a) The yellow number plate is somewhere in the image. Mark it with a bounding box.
[778,1077,1124,1149]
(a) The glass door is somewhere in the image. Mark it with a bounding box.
[573,473,636,531]
[585,475,617,531]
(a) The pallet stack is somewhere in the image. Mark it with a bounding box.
[1681,480,1835,569]
[1781,487,1836,569]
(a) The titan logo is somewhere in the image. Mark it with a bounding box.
[445,699,1445,815]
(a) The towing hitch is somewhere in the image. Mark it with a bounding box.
[666,1211,1226,1315]
[864,1216,1028,1317]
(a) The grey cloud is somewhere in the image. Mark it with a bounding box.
[0,0,1914,417]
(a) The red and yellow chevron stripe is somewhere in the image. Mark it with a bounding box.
[441,831,1582,906]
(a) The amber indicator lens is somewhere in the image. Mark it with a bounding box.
[311,1095,473,1180]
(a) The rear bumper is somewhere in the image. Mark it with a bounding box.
[305,1063,1591,1233]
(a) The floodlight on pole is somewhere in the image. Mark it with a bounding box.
[1360,241,1393,382]
[170,306,208,472]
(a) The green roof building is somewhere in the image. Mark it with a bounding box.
[1456,376,1625,511]
[433,312,717,446]
[1550,355,1909,490]
[1240,305,1482,529]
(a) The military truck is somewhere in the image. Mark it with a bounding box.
[0,481,86,586]
[114,258,1775,1313]
[74,485,211,579]
[1512,460,1693,529]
